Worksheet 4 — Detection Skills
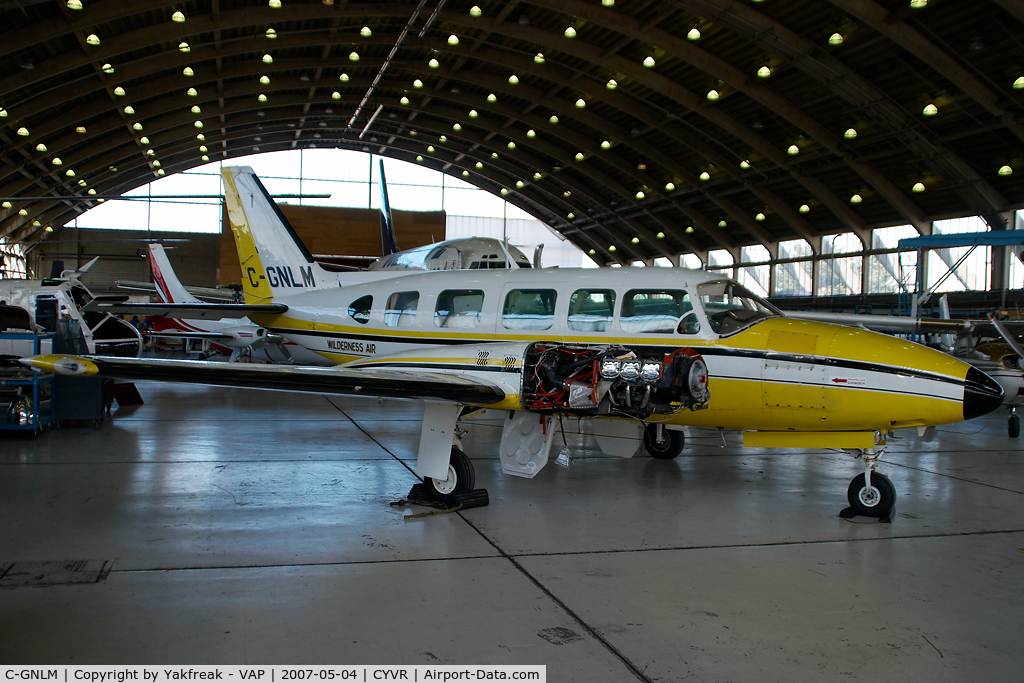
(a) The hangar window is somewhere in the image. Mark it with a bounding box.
[347,295,372,324]
[620,290,692,334]
[568,289,615,332]
[502,289,556,330]
[384,291,419,327]
[435,289,484,329]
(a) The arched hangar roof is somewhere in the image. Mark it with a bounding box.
[2,0,1024,265]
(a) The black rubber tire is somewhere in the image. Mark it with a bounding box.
[643,424,685,459]
[846,472,896,518]
[423,446,475,504]
[1009,414,1020,438]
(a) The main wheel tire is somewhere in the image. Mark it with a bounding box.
[846,472,896,518]
[643,424,685,459]
[423,446,475,504]
[1009,414,1020,438]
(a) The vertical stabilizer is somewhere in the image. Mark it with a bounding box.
[378,159,400,256]
[149,244,201,304]
[222,166,332,302]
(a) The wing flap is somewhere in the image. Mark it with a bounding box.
[23,355,506,405]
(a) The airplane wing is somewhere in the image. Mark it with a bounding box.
[22,354,507,405]
[83,298,287,319]
[786,310,971,333]
[145,330,237,341]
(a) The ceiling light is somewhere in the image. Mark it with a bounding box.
[603,0,615,5]
[828,33,844,46]
[844,128,858,139]
[187,87,198,96]
[416,155,424,162]
[350,52,360,61]
[199,145,208,153]
[565,27,576,38]
[124,105,135,115]
[643,56,656,68]
[698,171,710,181]
[787,144,799,155]
[601,140,611,149]
[413,79,423,88]
[757,66,772,78]
[922,103,938,116]
[912,182,925,192]
[566,212,575,220]
[172,10,185,22]
[360,26,372,37]
[191,105,201,114]
[998,165,1013,176]
[439,136,447,143]
[35,143,47,152]
[258,94,267,102]
[491,152,498,158]
[112,86,126,97]
[262,54,273,64]
[18,209,27,215]
[608,245,617,252]
[549,115,559,124]
[474,162,483,169]
[526,129,536,137]
[133,123,143,130]
[331,91,341,100]
[462,170,470,178]
[534,172,543,180]
[0,109,6,117]
[183,66,194,76]
[32,220,41,227]
[631,237,640,244]
[67,0,83,9]
[740,159,750,169]
[508,141,516,150]
[266,28,277,39]
[157,169,165,176]
[470,6,482,17]
[909,0,927,7]
[850,194,862,203]
[65,169,76,177]
[194,121,204,128]
[17,127,29,136]
[51,157,62,165]
[102,63,114,73]
[665,182,675,192]
[448,34,459,46]
[516,180,525,188]
[140,136,150,144]
[799,204,810,213]
[707,89,720,100]
[575,152,585,161]
[86,34,100,46]
[339,73,349,82]
[1014,77,1024,89]
[260,75,270,84]
[400,96,410,105]
[500,188,508,195]
[487,93,497,102]
[687,29,702,42]
[196,133,204,140]
[3,201,12,209]
[426,145,435,153]
[76,126,86,133]
[145,149,155,156]
[563,191,571,198]
[508,75,519,85]
[635,191,645,199]
[269,0,282,8]
[575,98,586,108]
[588,249,596,255]
[469,109,478,118]
[534,53,545,64]
[201,155,210,162]
[717,220,727,228]
[755,212,766,221]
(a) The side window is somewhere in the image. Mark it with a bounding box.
[384,291,419,327]
[434,289,485,329]
[620,290,694,334]
[347,294,372,325]
[502,289,556,330]
[568,289,616,332]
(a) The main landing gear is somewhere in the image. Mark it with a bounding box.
[422,446,475,504]
[843,447,896,520]
[643,424,685,459]
[1008,409,1020,438]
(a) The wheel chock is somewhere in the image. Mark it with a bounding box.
[402,483,489,509]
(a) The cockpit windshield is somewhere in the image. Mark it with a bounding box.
[697,280,779,336]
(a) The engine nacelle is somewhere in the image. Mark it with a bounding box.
[521,342,709,419]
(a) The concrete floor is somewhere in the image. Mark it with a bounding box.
[1,381,1022,681]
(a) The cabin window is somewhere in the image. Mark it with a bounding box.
[384,291,419,327]
[568,289,616,332]
[502,289,557,330]
[620,290,693,334]
[698,281,778,336]
[347,295,372,325]
[434,289,484,329]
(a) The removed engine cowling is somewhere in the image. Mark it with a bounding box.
[522,342,709,418]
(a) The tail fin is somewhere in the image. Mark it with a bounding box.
[222,166,329,303]
[378,159,400,256]
[148,244,201,304]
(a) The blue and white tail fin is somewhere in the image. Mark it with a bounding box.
[221,166,335,300]
[149,243,202,305]
[378,159,400,257]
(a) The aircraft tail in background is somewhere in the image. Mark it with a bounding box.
[378,159,400,257]
[149,243,201,305]
[221,166,337,302]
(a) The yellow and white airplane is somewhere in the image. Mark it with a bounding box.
[24,167,1005,518]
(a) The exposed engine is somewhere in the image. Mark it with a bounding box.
[522,342,709,418]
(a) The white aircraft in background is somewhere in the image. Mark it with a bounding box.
[0,257,141,361]
[28,166,1005,520]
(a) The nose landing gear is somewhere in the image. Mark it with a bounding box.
[842,446,896,520]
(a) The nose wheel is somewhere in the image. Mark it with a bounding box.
[1009,411,1019,438]
[842,446,896,519]
[643,424,685,459]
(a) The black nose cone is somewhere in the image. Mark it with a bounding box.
[964,366,1004,420]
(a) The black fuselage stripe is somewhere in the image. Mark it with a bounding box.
[268,327,971,389]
